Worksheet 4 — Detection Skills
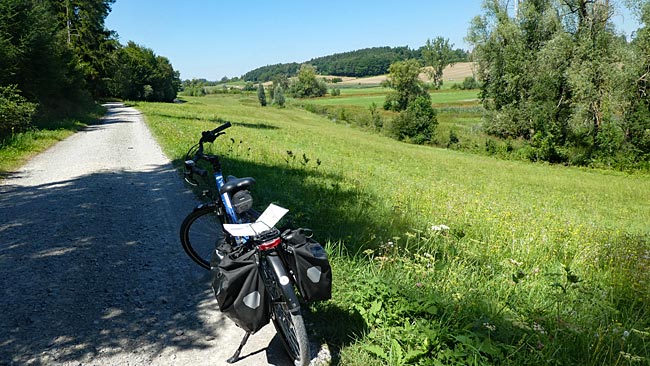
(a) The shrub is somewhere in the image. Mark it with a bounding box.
[369,102,383,131]
[390,96,438,144]
[289,64,327,98]
[0,85,37,140]
[461,76,479,90]
[485,138,497,155]
[447,129,460,147]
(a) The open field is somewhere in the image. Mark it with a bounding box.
[336,62,475,86]
[306,88,479,108]
[135,93,649,366]
[216,62,475,90]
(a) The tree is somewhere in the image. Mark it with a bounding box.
[383,59,429,111]
[421,37,456,89]
[622,1,650,161]
[110,42,180,102]
[560,0,621,154]
[273,85,286,107]
[0,0,92,116]
[270,74,289,100]
[48,0,118,98]
[257,83,267,106]
[467,0,629,164]
[289,64,327,98]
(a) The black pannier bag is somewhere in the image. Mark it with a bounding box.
[283,228,332,302]
[212,248,269,333]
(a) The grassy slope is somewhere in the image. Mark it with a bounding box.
[136,94,650,365]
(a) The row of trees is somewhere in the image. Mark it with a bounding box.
[242,46,470,82]
[0,0,180,139]
[468,0,650,166]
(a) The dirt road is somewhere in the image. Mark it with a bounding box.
[0,103,305,365]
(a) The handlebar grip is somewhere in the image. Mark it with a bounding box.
[200,121,231,143]
[212,121,232,134]
[194,167,208,177]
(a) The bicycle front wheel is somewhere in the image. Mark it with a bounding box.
[179,206,223,270]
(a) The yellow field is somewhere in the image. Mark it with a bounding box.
[335,62,475,86]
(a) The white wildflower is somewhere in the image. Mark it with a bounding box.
[533,323,546,335]
[483,322,496,331]
[431,224,450,231]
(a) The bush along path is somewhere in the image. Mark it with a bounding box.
[0,103,311,366]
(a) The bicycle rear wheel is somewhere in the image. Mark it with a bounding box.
[180,206,261,270]
[179,206,222,270]
[266,266,309,365]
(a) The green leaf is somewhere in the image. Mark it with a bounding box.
[370,300,382,315]
[404,348,429,363]
[363,344,388,360]
[391,338,404,363]
[478,339,502,357]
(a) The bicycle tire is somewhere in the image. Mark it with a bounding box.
[179,206,221,270]
[180,206,261,270]
[269,273,309,365]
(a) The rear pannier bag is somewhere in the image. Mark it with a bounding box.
[212,249,269,333]
[284,229,332,302]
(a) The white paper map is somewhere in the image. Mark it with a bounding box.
[223,203,289,237]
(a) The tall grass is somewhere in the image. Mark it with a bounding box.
[136,94,650,365]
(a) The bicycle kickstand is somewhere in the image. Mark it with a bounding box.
[227,331,251,364]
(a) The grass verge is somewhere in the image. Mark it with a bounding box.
[0,104,106,176]
[135,94,649,366]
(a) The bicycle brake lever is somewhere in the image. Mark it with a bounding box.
[184,174,198,186]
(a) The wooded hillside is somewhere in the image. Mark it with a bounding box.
[242,46,469,81]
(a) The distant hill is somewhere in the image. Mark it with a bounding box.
[242,46,469,82]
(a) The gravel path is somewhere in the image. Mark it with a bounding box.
[0,103,310,366]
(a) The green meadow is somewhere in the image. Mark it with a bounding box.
[307,88,479,108]
[134,93,649,365]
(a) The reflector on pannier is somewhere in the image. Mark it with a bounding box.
[212,248,269,333]
[283,228,332,302]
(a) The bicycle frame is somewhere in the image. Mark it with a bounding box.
[214,170,240,224]
[184,129,254,246]
[198,157,251,247]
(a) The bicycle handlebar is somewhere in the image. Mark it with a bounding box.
[184,121,231,185]
[200,121,232,144]
[212,121,232,134]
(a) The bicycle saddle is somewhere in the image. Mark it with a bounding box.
[219,175,256,195]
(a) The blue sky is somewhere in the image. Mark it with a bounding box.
[105,0,641,81]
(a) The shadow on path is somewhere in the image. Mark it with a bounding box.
[0,164,286,365]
